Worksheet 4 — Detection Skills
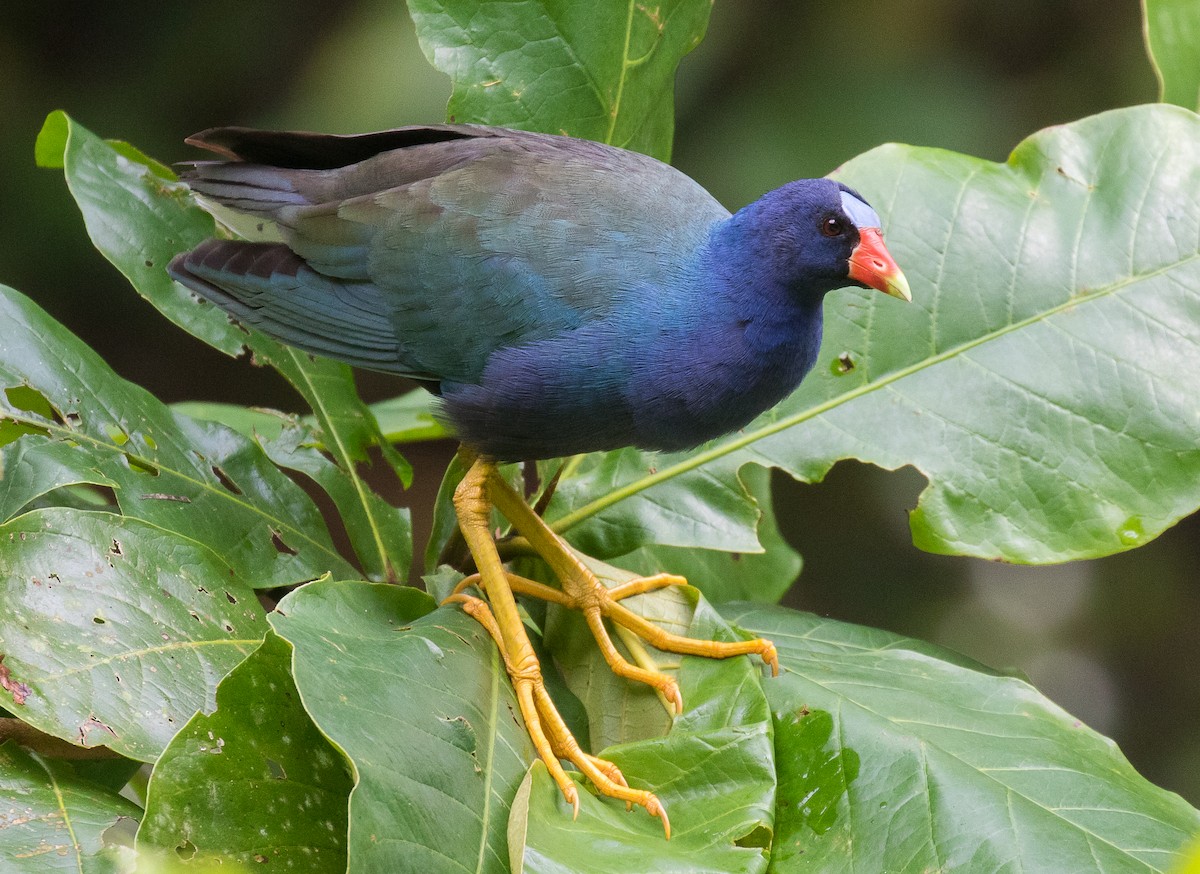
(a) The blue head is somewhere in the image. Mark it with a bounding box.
[716,178,910,305]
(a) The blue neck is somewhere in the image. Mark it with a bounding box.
[622,216,827,451]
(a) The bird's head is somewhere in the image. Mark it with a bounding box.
[725,178,911,305]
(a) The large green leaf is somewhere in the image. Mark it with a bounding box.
[550,105,1200,564]
[0,742,140,874]
[0,509,265,761]
[723,604,1200,872]
[0,283,355,586]
[1143,0,1200,110]
[37,111,411,583]
[543,450,763,559]
[268,581,532,874]
[138,633,352,870]
[406,0,714,161]
[614,464,800,604]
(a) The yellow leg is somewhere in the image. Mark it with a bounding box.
[451,458,670,837]
[482,466,780,685]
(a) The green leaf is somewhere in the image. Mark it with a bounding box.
[0,742,141,874]
[552,105,1200,564]
[1143,0,1200,110]
[615,465,800,604]
[0,283,355,585]
[545,450,762,559]
[42,111,410,582]
[517,597,775,873]
[167,403,291,445]
[256,422,413,586]
[175,388,449,446]
[368,389,452,444]
[269,581,533,874]
[138,633,352,870]
[171,405,418,583]
[407,0,714,160]
[723,604,1200,872]
[0,509,265,761]
[540,560,685,753]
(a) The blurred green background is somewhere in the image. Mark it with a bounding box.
[3,0,1196,806]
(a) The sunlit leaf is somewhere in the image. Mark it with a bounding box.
[554,105,1200,564]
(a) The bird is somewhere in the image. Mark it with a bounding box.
[168,123,910,837]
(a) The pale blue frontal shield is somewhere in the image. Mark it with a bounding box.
[839,190,881,229]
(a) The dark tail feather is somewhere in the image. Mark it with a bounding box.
[168,240,413,374]
[177,161,312,212]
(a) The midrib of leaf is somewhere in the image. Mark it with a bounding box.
[472,643,501,874]
[32,637,261,682]
[550,250,1199,536]
[2,412,347,568]
[283,348,392,577]
[603,0,639,146]
[42,758,85,874]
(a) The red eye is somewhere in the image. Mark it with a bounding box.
[821,217,846,237]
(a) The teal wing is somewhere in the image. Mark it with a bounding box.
[172,125,730,383]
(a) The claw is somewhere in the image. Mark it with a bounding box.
[665,680,683,715]
[566,784,580,820]
[646,796,671,840]
[762,641,780,676]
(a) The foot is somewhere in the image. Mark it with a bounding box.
[449,454,777,836]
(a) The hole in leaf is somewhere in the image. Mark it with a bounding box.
[109,539,123,557]
[734,824,772,849]
[92,616,106,625]
[266,758,287,780]
[4,385,58,421]
[270,531,298,556]
[175,840,197,861]
[211,465,243,494]
[0,418,51,447]
[124,454,159,476]
[832,352,856,375]
[225,591,238,604]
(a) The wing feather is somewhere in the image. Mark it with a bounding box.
[174,126,729,382]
